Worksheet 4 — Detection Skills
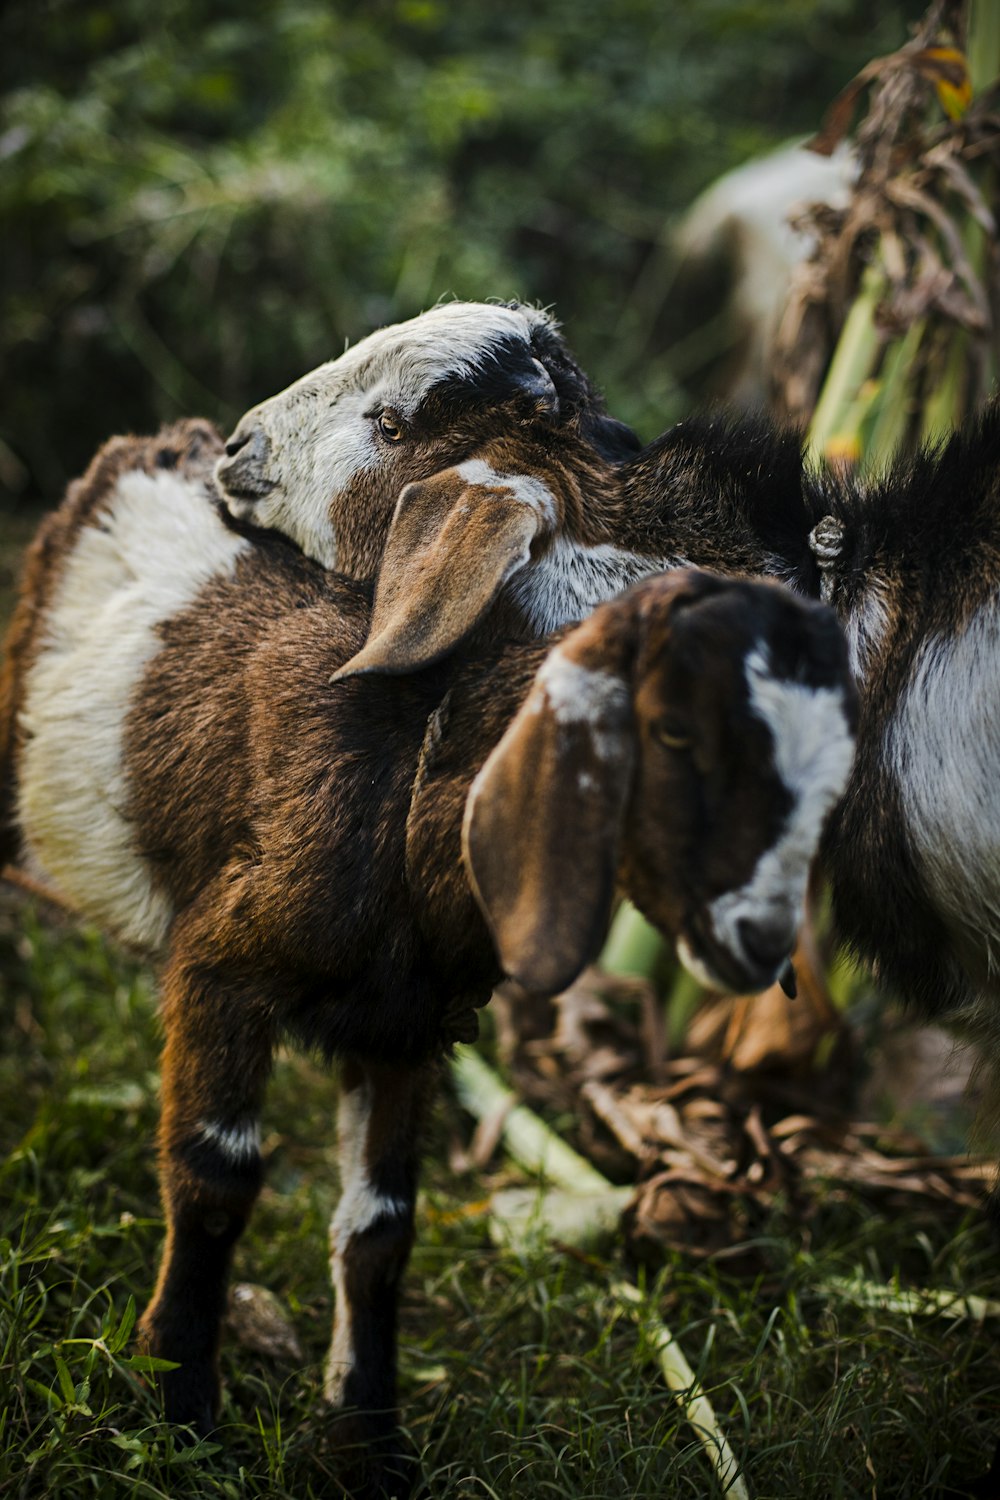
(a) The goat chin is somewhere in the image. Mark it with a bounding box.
[0,425,853,1483]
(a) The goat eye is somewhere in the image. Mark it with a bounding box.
[654,722,691,751]
[377,410,405,442]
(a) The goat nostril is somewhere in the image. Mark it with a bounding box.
[737,918,791,975]
[224,432,251,458]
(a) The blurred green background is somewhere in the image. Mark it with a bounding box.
[1,0,924,508]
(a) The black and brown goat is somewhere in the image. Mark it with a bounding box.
[337,402,1000,1103]
[0,423,855,1490]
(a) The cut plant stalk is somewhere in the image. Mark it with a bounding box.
[614,1280,750,1500]
[806,261,887,467]
[822,1276,1000,1321]
[450,1046,750,1499]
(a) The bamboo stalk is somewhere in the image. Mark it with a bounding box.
[865,316,925,469]
[806,262,887,467]
[450,1046,610,1193]
[822,1275,1000,1321]
[450,1047,751,1498]
[613,1281,751,1500]
[600,901,665,980]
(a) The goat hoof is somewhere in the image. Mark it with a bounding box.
[322,1408,416,1499]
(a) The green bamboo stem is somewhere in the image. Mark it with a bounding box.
[600,900,666,980]
[822,1275,1000,1321]
[921,329,970,446]
[807,261,887,466]
[968,0,1000,96]
[865,317,926,470]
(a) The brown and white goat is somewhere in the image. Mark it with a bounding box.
[224,319,1000,1105]
[0,425,855,1489]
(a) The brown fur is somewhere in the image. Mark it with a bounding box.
[0,440,852,1487]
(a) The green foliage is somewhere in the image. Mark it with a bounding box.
[2,0,923,501]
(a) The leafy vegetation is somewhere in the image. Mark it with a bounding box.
[2,0,923,501]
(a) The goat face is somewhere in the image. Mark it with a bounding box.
[215,301,630,579]
[465,571,856,999]
[625,573,857,994]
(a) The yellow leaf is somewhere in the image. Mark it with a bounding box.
[916,46,972,119]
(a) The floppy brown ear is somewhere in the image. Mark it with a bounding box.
[462,622,636,995]
[332,464,556,680]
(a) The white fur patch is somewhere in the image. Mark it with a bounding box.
[454,458,558,528]
[844,580,892,681]
[533,646,630,761]
[706,645,854,970]
[675,935,727,993]
[325,1078,410,1406]
[509,537,678,634]
[219,302,559,569]
[891,608,1000,961]
[199,1118,261,1163]
[17,469,250,950]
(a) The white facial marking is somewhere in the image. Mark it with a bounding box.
[18,470,250,950]
[509,537,680,634]
[325,1078,410,1406]
[675,935,727,993]
[218,301,559,569]
[705,645,854,970]
[454,459,558,528]
[892,609,1000,958]
[199,1119,261,1163]
[533,646,630,761]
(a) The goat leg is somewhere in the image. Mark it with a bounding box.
[324,1055,434,1494]
[138,951,275,1436]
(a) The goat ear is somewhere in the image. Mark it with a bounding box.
[463,619,636,996]
[332,467,553,680]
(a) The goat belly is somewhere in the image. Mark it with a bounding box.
[278,963,492,1061]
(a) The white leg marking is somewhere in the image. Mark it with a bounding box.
[324,1078,409,1406]
[198,1119,262,1164]
[843,580,892,682]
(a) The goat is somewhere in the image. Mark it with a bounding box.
[235,366,1000,1118]
[0,427,855,1492]
[214,296,639,578]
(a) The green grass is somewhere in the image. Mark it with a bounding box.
[3,904,1000,1498]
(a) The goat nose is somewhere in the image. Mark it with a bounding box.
[736,918,792,976]
[222,427,269,463]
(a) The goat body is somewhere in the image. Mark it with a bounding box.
[230,323,1000,1065]
[0,424,853,1487]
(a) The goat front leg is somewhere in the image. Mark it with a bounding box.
[138,953,275,1435]
[325,1056,434,1488]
